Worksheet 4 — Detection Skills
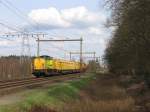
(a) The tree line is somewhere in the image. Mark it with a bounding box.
[104,0,150,86]
[0,55,32,80]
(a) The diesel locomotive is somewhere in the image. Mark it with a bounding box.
[32,55,87,77]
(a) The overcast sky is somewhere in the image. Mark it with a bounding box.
[0,0,111,60]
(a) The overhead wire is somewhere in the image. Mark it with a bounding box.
[0,0,39,30]
[0,22,20,32]
[0,0,82,58]
[43,34,83,60]
[0,0,44,43]
[0,0,41,56]
[0,21,21,40]
[0,0,44,38]
[39,34,71,55]
[0,36,12,40]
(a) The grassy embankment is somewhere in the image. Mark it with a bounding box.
[0,73,93,112]
[61,73,135,112]
[0,72,139,112]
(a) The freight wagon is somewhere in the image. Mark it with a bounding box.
[32,55,87,77]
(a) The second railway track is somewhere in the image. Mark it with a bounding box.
[0,74,83,96]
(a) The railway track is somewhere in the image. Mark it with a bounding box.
[0,74,82,95]
[0,77,35,84]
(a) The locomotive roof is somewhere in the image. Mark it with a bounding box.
[40,55,53,59]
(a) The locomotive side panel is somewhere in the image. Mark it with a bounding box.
[32,56,87,77]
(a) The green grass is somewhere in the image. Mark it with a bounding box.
[0,74,93,112]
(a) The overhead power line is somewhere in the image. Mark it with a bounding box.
[0,22,20,32]
[0,0,39,30]
[0,36,12,40]
[49,43,69,53]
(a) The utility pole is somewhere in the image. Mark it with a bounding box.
[94,52,96,61]
[70,52,72,60]
[80,37,83,70]
[37,36,40,57]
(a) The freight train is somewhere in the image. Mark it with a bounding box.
[32,55,87,77]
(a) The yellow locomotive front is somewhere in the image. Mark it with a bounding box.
[34,58,45,70]
[32,56,54,77]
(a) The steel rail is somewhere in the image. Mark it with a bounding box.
[0,74,81,90]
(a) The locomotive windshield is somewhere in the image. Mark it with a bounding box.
[40,55,53,59]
